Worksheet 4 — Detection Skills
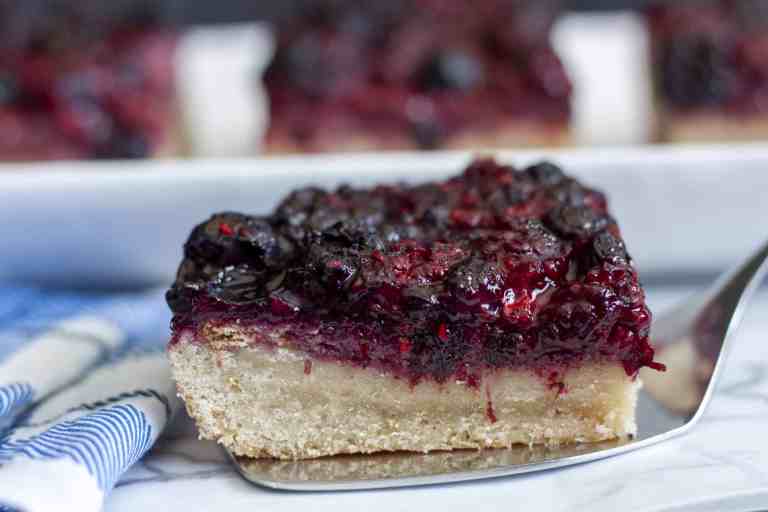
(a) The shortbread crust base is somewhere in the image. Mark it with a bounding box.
[169,328,638,460]
[264,122,570,154]
[657,111,768,143]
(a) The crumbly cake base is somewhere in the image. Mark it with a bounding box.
[154,104,187,158]
[264,122,570,154]
[444,121,571,149]
[169,328,638,460]
[656,111,768,143]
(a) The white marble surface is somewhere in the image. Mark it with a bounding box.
[105,287,768,512]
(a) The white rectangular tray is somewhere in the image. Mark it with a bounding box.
[1,144,766,288]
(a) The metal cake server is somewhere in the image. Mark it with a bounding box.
[231,239,768,491]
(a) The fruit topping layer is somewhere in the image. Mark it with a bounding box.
[649,0,768,116]
[0,1,177,160]
[168,158,662,385]
[264,0,571,149]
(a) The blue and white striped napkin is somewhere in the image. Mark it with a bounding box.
[0,287,179,512]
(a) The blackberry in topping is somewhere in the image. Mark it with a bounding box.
[417,50,485,92]
[307,242,360,291]
[547,205,609,239]
[524,161,565,186]
[237,219,295,269]
[0,72,18,105]
[660,35,733,108]
[209,265,267,305]
[411,118,445,149]
[593,231,629,265]
[408,329,470,382]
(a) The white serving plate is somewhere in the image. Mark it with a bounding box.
[1,144,766,289]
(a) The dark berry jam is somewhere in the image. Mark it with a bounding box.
[169,159,663,383]
[649,0,768,116]
[168,158,662,385]
[264,0,571,151]
[0,2,176,160]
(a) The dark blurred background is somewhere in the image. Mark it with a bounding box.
[168,0,655,24]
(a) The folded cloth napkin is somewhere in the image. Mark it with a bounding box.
[0,287,179,512]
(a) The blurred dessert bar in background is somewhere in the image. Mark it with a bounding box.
[648,0,768,142]
[263,0,572,153]
[0,0,180,161]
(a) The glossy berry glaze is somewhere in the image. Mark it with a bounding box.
[264,0,571,151]
[649,0,768,116]
[168,159,663,387]
[0,2,176,160]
